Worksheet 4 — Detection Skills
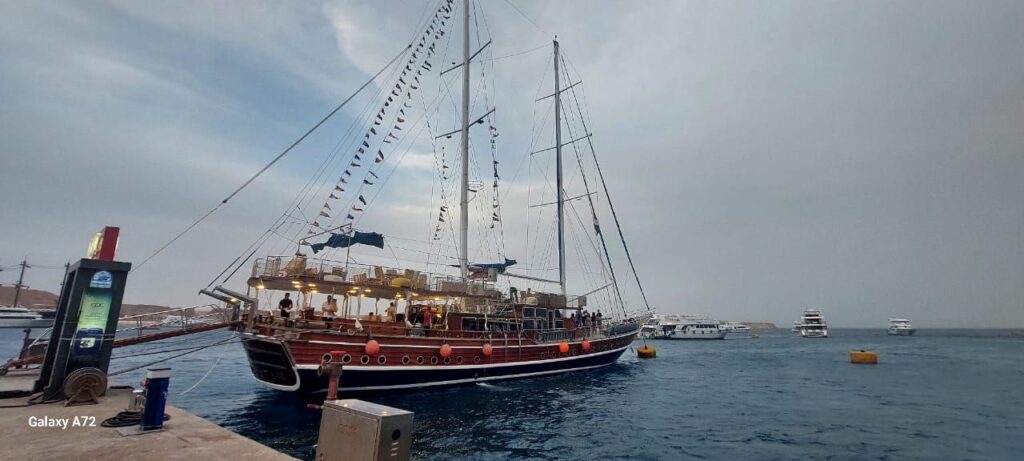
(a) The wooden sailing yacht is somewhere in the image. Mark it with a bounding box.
[214,0,646,396]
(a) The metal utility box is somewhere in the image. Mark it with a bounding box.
[316,399,413,461]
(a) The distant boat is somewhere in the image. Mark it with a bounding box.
[641,315,727,340]
[720,321,752,335]
[792,309,829,338]
[887,318,915,336]
[0,306,54,328]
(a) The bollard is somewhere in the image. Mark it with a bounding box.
[141,367,170,431]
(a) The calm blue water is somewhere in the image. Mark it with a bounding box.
[3,328,1023,460]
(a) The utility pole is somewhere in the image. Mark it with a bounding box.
[12,259,30,308]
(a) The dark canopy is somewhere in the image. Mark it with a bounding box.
[310,231,384,254]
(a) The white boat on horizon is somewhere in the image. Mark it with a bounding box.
[641,314,727,340]
[793,309,829,338]
[721,321,752,336]
[887,318,915,336]
[0,306,54,329]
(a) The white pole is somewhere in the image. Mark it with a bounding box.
[458,0,471,282]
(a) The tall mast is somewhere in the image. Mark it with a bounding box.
[458,0,471,281]
[554,38,566,295]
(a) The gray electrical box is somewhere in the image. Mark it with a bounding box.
[315,399,414,461]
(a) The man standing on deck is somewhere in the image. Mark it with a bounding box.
[279,293,294,319]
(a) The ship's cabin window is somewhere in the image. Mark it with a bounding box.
[535,308,547,319]
[462,318,481,331]
[523,307,535,318]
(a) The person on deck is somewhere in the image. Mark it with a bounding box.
[322,295,338,318]
[278,293,293,319]
[386,302,397,322]
[422,307,433,329]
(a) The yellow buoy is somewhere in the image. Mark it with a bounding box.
[637,345,657,359]
[849,350,878,364]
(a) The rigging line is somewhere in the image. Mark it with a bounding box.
[134,43,412,274]
[563,59,652,313]
[482,43,549,62]
[558,58,626,315]
[501,0,551,38]
[109,334,240,377]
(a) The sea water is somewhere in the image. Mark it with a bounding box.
[3,328,1022,460]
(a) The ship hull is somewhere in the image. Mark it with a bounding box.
[241,330,637,396]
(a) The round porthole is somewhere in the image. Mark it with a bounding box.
[342,354,352,364]
[360,355,370,365]
[443,357,451,365]
[378,355,387,365]
[402,355,411,365]
[473,356,481,364]
[430,356,439,365]
[456,356,464,364]
[416,356,425,365]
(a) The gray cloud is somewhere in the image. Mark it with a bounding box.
[1,0,1021,328]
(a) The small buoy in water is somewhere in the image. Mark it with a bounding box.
[751,333,760,339]
[637,345,656,359]
[850,350,878,364]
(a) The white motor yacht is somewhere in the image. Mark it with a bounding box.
[0,306,54,328]
[641,315,727,340]
[887,318,915,336]
[792,309,829,338]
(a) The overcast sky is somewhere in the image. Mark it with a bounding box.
[1,0,1021,328]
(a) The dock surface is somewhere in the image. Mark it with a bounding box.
[0,378,295,461]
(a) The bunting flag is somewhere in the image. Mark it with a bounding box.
[329,193,339,200]
[369,171,379,179]
[358,195,367,205]
[370,127,377,135]
[308,230,316,234]
[358,147,365,153]
[374,120,381,125]
[388,133,399,140]
[313,221,321,227]
[353,206,364,212]
[319,211,330,218]
[341,178,348,184]
[334,185,343,192]
[323,203,332,211]
[394,125,402,131]
[363,179,374,185]
[362,141,369,148]
[344,169,351,176]
[346,213,355,220]
[354,154,361,161]
[350,162,360,167]
[397,117,405,123]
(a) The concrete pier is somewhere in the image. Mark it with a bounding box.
[0,374,295,460]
